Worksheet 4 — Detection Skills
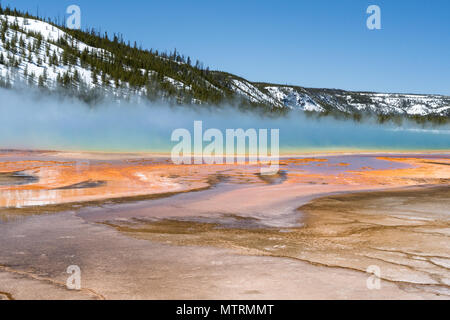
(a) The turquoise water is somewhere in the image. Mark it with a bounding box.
[0,89,449,152]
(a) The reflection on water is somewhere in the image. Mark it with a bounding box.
[0,171,38,186]
[54,180,107,190]
[0,188,105,208]
[1,189,60,207]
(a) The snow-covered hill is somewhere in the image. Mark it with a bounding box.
[0,15,175,99]
[1,14,449,118]
[256,85,450,116]
[1,15,99,88]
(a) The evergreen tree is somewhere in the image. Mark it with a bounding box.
[38,74,45,87]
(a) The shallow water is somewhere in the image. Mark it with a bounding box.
[0,153,425,210]
[283,155,413,175]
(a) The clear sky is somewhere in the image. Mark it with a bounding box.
[2,0,450,95]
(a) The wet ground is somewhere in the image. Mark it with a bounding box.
[0,151,448,299]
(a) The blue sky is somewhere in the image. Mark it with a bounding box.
[3,0,450,95]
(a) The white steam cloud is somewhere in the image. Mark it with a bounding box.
[0,87,449,152]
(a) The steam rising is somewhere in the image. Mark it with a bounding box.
[0,88,449,152]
